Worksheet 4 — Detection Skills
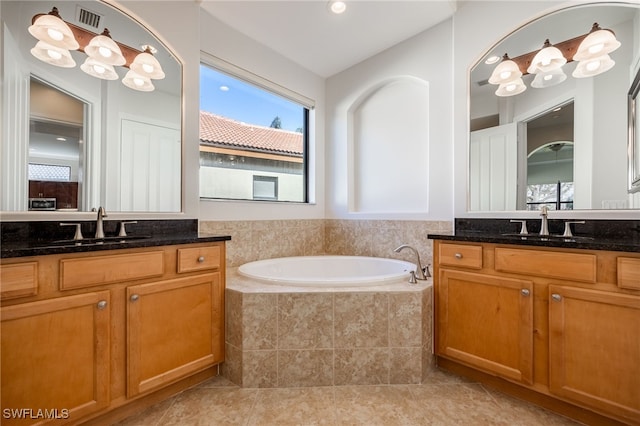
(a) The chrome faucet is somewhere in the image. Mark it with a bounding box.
[539,206,549,236]
[394,244,429,281]
[95,206,107,238]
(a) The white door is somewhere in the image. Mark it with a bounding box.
[120,119,181,212]
[469,123,517,211]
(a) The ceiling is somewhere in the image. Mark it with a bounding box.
[199,0,458,78]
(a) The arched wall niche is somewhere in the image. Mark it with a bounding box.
[346,76,430,213]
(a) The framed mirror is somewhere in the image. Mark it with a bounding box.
[469,3,640,212]
[629,66,640,193]
[1,0,182,213]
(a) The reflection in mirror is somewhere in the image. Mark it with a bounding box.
[469,3,640,211]
[1,0,182,213]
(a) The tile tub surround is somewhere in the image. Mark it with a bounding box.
[199,219,453,267]
[223,271,433,388]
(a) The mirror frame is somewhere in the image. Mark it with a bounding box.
[629,65,640,193]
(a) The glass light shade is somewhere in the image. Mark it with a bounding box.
[30,41,76,68]
[572,54,615,78]
[28,13,79,50]
[531,68,566,88]
[130,51,165,79]
[495,78,526,97]
[84,33,126,66]
[80,57,118,80]
[527,44,566,74]
[573,28,620,61]
[122,70,155,92]
[488,59,522,85]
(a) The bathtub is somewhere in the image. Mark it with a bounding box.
[237,255,416,287]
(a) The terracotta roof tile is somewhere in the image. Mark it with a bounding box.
[199,111,303,156]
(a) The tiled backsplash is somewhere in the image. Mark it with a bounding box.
[200,219,453,267]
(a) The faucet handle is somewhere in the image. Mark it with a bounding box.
[562,220,585,237]
[422,264,432,278]
[60,223,84,240]
[510,220,529,235]
[118,221,138,237]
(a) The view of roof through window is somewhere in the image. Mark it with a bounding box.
[199,63,308,203]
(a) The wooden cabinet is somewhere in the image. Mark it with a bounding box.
[1,291,111,425]
[437,269,533,384]
[433,240,640,425]
[127,272,223,396]
[548,285,640,422]
[0,241,226,425]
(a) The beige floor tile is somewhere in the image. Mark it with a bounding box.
[114,395,176,426]
[160,387,258,425]
[334,385,429,425]
[247,387,336,426]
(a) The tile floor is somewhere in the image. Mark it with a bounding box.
[116,369,582,426]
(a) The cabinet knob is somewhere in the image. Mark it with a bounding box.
[97,300,108,310]
[454,253,463,259]
[130,294,140,302]
[198,256,205,263]
[551,294,562,302]
[521,289,530,297]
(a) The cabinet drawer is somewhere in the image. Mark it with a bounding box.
[439,243,482,269]
[1,262,38,299]
[60,251,164,290]
[495,248,596,283]
[618,257,640,290]
[177,246,221,273]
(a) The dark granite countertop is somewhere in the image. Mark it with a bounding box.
[1,219,231,259]
[428,218,640,253]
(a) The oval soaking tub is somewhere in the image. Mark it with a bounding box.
[237,255,415,287]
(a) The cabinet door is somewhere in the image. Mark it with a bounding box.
[437,269,533,384]
[1,291,111,425]
[549,285,640,423]
[127,273,223,397]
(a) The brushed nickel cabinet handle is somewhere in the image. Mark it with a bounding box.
[97,300,108,310]
[454,253,463,259]
[551,294,562,302]
[521,289,530,296]
[198,256,205,263]
[130,294,140,302]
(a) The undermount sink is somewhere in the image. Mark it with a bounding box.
[500,233,594,242]
[48,235,152,247]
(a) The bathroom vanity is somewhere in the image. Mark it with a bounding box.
[430,220,640,426]
[0,220,230,425]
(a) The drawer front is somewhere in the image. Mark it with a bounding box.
[177,246,221,273]
[0,262,38,299]
[618,257,640,290]
[439,243,483,269]
[60,251,164,290]
[495,248,596,283]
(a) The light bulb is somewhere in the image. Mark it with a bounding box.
[588,43,604,55]
[47,28,63,41]
[47,49,62,60]
[506,84,517,92]
[134,77,145,87]
[500,71,511,80]
[98,46,112,58]
[93,64,105,74]
[543,74,553,81]
[142,63,154,74]
[586,60,600,72]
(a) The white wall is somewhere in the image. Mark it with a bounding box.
[326,19,454,220]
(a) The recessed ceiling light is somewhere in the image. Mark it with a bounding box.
[328,1,346,14]
[485,55,500,65]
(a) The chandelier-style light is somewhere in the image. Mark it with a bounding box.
[486,22,620,97]
[28,7,165,92]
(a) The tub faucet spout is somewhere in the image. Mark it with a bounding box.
[393,244,429,280]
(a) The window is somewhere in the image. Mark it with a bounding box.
[199,60,310,202]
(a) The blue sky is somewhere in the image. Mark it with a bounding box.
[200,64,304,132]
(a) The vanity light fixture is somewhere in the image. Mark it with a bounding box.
[487,22,620,97]
[28,7,165,92]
